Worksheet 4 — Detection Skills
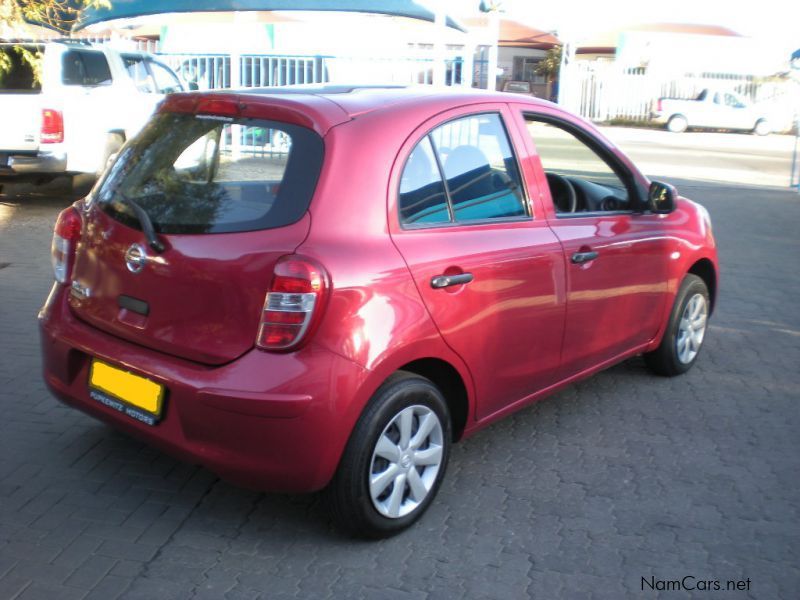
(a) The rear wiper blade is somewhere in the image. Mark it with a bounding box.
[117,192,165,254]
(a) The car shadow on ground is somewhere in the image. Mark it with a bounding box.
[0,174,93,204]
[62,355,653,547]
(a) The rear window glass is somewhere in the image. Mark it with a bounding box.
[96,112,323,234]
[431,114,526,221]
[62,50,112,86]
[399,137,450,225]
[0,46,42,93]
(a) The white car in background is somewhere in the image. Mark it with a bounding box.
[0,41,184,186]
[651,88,771,135]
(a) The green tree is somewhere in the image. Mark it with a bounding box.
[1,0,110,84]
[2,0,109,36]
[535,46,563,83]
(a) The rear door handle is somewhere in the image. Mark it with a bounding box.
[571,251,599,264]
[431,273,474,289]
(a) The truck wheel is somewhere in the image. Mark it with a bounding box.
[753,119,770,136]
[667,115,688,133]
[100,133,125,174]
[328,372,451,538]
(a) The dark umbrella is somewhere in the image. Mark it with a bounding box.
[29,0,465,32]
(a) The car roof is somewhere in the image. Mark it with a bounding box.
[161,85,557,137]
[235,84,552,118]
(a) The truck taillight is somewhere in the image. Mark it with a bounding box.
[51,207,81,283]
[41,109,64,144]
[656,99,663,112]
[256,256,329,352]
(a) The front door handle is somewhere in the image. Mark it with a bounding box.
[431,273,474,289]
[571,251,599,264]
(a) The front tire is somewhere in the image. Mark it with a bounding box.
[328,372,451,538]
[645,274,710,376]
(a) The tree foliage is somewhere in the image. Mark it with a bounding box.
[1,0,109,37]
[1,0,109,85]
[535,46,563,82]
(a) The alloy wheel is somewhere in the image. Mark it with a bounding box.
[676,293,708,364]
[368,405,444,519]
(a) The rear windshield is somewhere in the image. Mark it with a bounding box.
[0,45,43,93]
[95,112,324,234]
[62,49,112,86]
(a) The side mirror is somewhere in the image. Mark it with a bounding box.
[188,81,199,92]
[648,181,677,214]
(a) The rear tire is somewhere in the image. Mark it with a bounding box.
[667,115,688,133]
[100,133,125,175]
[644,274,710,376]
[70,173,96,197]
[71,132,126,197]
[328,372,451,538]
[753,119,770,136]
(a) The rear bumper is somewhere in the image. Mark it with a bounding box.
[38,283,370,493]
[650,112,668,124]
[0,149,67,176]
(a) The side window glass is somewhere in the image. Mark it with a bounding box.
[525,119,631,214]
[399,137,450,225]
[148,60,183,94]
[430,113,526,221]
[724,93,744,108]
[62,50,112,86]
[122,55,155,93]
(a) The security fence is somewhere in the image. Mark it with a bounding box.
[155,52,467,90]
[561,61,799,132]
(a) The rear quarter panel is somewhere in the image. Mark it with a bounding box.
[296,106,477,427]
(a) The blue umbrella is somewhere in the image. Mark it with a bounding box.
[45,0,465,32]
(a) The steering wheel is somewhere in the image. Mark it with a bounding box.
[600,196,621,212]
[545,172,578,213]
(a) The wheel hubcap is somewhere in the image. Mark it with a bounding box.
[369,405,444,519]
[676,293,708,364]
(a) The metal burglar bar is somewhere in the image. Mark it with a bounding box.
[157,52,467,91]
[156,52,467,156]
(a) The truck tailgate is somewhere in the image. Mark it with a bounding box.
[0,95,41,153]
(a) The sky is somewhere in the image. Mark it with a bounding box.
[463,0,798,55]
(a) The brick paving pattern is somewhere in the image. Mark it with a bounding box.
[0,174,798,599]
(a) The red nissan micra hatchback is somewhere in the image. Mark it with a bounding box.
[40,86,718,537]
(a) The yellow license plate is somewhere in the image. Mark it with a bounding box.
[89,359,165,424]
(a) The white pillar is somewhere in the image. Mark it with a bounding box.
[461,42,474,88]
[486,10,499,90]
[432,4,447,86]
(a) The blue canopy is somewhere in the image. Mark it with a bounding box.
[68,0,465,32]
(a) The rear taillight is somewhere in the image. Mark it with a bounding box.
[656,99,663,112]
[256,255,329,352]
[41,109,64,144]
[51,207,81,283]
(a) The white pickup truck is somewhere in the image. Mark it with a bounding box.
[0,41,184,185]
[651,88,771,135]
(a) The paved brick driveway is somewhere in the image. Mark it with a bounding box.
[0,173,798,599]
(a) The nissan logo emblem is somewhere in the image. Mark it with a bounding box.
[125,244,147,274]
